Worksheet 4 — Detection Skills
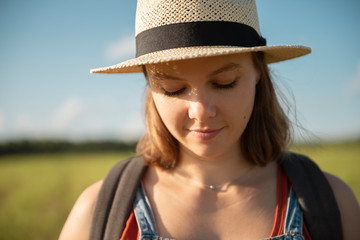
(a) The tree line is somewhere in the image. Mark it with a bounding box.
[0,140,137,155]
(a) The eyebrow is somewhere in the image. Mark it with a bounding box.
[151,72,183,81]
[150,62,241,80]
[207,63,241,77]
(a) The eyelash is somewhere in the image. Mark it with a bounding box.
[212,79,237,89]
[163,88,186,96]
[163,79,237,96]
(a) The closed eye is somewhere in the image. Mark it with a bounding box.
[163,87,186,96]
[212,79,237,89]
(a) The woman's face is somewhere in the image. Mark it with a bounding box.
[147,53,259,160]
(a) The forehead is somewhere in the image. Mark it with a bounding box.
[146,52,254,77]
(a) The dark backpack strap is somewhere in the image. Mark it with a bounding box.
[279,152,343,240]
[90,152,343,240]
[89,155,147,240]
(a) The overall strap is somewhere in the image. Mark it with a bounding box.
[89,155,147,240]
[279,152,343,240]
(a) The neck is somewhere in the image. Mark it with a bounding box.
[172,146,254,190]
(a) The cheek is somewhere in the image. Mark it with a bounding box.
[152,93,186,134]
[242,87,256,120]
[226,84,256,127]
[243,87,256,116]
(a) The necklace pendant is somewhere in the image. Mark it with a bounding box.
[208,185,216,190]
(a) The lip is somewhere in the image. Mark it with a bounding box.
[188,128,223,141]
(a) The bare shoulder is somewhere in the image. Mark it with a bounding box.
[324,172,360,240]
[59,180,103,240]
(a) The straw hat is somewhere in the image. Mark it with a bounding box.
[91,0,311,74]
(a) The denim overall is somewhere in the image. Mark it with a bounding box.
[133,183,305,240]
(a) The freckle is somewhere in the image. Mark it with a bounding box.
[243,115,246,119]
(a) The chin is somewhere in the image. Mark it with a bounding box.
[182,144,231,161]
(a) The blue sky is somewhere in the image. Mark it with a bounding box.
[0,0,359,142]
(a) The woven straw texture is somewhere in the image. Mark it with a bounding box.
[136,0,260,35]
[91,0,311,74]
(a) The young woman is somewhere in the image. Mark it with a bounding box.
[59,0,360,239]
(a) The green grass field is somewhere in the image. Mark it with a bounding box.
[0,142,359,240]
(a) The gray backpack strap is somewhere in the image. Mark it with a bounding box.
[280,152,343,240]
[89,155,147,240]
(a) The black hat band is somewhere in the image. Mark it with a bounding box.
[136,21,267,57]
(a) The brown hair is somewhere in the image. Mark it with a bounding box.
[136,52,291,168]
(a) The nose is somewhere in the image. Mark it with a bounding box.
[188,93,216,122]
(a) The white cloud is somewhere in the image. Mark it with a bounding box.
[105,35,136,61]
[16,115,35,131]
[118,111,146,141]
[0,111,4,133]
[15,114,44,135]
[345,60,360,95]
[0,95,145,141]
[52,97,84,130]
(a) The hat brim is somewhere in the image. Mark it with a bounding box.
[90,45,311,74]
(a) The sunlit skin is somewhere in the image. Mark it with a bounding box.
[148,53,259,165]
[143,53,283,239]
[59,54,360,240]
